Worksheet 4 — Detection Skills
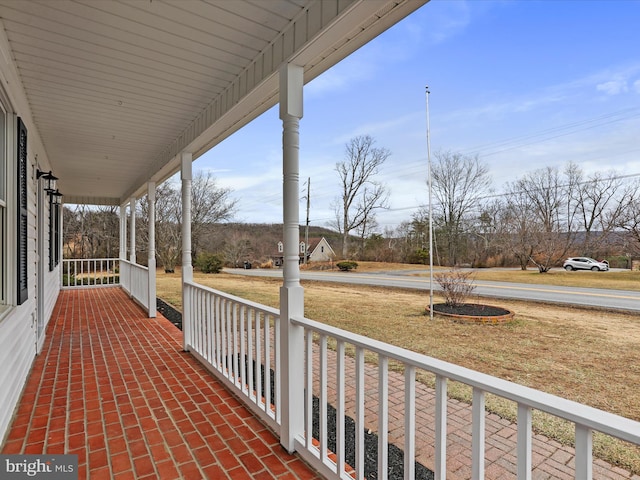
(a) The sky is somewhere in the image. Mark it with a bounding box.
[190,0,640,231]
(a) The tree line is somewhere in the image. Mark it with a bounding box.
[63,135,640,271]
[397,153,640,271]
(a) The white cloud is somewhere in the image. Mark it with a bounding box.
[596,79,628,95]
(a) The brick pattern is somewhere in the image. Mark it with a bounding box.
[1,288,322,480]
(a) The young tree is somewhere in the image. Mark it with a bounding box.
[430,150,492,266]
[331,135,390,258]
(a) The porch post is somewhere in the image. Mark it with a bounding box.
[129,196,136,264]
[147,182,157,318]
[181,152,193,351]
[119,203,128,293]
[119,204,126,261]
[279,62,305,453]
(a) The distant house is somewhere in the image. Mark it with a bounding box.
[306,237,335,262]
[274,236,336,265]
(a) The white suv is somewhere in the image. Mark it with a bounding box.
[563,257,609,271]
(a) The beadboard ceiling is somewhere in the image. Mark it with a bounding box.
[0,0,427,205]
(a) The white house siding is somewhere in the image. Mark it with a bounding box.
[0,25,60,444]
[0,163,38,444]
[308,237,336,263]
[40,194,60,338]
[0,299,36,443]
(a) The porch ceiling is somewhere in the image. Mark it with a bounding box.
[0,0,427,206]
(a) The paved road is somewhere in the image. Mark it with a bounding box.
[226,268,640,312]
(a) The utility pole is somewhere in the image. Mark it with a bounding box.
[304,177,310,264]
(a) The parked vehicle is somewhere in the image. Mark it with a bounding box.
[563,257,609,271]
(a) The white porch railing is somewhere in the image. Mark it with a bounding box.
[120,259,150,311]
[62,258,120,288]
[183,281,640,480]
[183,281,280,434]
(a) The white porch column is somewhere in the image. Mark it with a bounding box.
[129,196,136,264]
[181,152,193,351]
[119,204,127,260]
[147,182,157,318]
[279,62,305,453]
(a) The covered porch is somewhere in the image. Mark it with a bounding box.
[1,1,639,479]
[3,286,640,479]
[1,287,321,480]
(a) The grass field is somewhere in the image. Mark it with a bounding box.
[156,264,640,473]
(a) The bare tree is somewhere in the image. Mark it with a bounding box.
[504,166,577,272]
[138,172,237,272]
[331,135,390,258]
[618,179,640,257]
[568,163,634,256]
[222,232,253,268]
[190,171,238,258]
[62,205,119,259]
[430,151,492,266]
[498,184,540,270]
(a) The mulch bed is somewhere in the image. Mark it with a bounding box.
[432,303,511,316]
[157,297,182,329]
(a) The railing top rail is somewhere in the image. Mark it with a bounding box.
[292,314,640,445]
[185,280,280,317]
[117,259,148,272]
[63,258,120,262]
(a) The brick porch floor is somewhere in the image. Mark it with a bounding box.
[1,288,322,480]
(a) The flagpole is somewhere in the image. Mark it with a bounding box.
[426,85,434,320]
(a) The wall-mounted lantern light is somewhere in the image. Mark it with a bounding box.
[36,169,58,193]
[50,189,63,205]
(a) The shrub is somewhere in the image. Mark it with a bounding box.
[407,248,429,265]
[434,268,476,307]
[62,274,75,286]
[195,253,224,274]
[336,261,358,272]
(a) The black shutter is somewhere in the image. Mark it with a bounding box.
[17,117,28,305]
[49,198,54,271]
[54,203,60,267]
